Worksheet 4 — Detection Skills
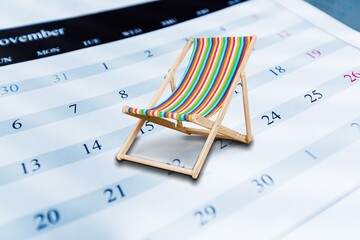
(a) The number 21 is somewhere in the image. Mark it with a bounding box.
[103,185,125,203]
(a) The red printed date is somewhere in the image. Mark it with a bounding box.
[344,71,360,82]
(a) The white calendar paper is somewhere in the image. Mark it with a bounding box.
[0,0,359,239]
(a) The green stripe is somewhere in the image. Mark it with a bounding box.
[185,37,228,114]
[202,38,245,116]
[201,37,236,116]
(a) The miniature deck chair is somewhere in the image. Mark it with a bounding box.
[117,36,256,179]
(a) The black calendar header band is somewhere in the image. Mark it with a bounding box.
[0,0,247,67]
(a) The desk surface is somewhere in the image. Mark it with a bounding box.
[305,0,360,31]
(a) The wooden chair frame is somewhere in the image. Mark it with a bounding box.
[117,36,256,179]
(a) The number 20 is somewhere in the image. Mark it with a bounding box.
[34,209,60,231]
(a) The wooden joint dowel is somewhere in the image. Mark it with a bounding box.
[176,120,183,128]
[122,105,130,114]
[190,114,250,143]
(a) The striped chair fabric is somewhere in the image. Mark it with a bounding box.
[127,36,253,121]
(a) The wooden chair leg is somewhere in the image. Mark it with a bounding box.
[116,119,146,160]
[192,70,252,179]
[168,69,183,128]
[241,72,252,142]
[191,124,220,179]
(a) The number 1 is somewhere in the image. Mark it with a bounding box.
[305,150,317,160]
[69,104,77,114]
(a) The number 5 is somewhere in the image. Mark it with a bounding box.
[69,104,77,114]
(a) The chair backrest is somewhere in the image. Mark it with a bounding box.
[152,36,254,119]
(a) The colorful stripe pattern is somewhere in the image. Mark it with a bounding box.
[127,36,253,121]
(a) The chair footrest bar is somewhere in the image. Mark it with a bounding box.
[118,154,193,175]
[190,115,251,143]
[185,127,249,143]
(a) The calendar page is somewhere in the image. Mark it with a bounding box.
[0,0,359,239]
